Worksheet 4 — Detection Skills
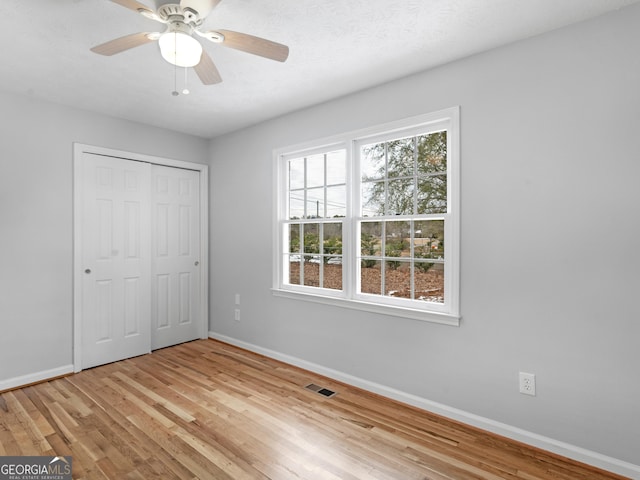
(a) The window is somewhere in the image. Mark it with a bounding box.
[273,108,459,325]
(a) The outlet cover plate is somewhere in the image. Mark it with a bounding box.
[519,372,536,396]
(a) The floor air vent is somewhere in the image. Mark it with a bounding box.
[305,383,336,398]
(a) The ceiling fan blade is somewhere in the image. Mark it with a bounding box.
[214,29,289,62]
[91,32,157,56]
[109,0,158,18]
[180,0,221,19]
[194,50,222,85]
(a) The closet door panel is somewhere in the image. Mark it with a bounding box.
[151,165,201,350]
[80,154,151,369]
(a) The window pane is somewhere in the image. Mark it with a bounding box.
[360,260,381,294]
[324,262,342,290]
[387,138,414,178]
[324,223,343,290]
[323,223,342,258]
[289,224,301,253]
[414,262,444,303]
[288,255,302,285]
[361,143,385,180]
[385,260,410,297]
[326,185,346,218]
[289,158,305,190]
[361,221,382,257]
[386,178,414,215]
[385,221,410,259]
[303,224,320,254]
[289,194,305,219]
[306,154,324,188]
[306,187,324,218]
[417,131,447,175]
[413,220,444,260]
[417,174,447,214]
[326,150,346,185]
[362,180,384,217]
[303,259,320,287]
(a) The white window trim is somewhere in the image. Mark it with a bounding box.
[273,107,460,326]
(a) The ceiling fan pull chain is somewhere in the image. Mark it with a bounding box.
[183,67,190,95]
[172,34,179,96]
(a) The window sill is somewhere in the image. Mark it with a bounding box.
[271,288,460,326]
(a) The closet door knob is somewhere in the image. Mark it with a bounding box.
[85,269,92,274]
[194,261,200,266]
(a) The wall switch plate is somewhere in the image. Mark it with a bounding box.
[235,294,240,305]
[234,309,240,321]
[519,372,536,396]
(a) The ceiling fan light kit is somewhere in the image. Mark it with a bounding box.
[158,25,202,67]
[91,0,289,87]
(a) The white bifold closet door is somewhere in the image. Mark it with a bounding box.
[150,164,201,350]
[80,154,200,370]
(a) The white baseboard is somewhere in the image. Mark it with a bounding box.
[209,331,639,479]
[0,365,74,393]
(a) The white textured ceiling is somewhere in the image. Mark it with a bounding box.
[1,0,638,138]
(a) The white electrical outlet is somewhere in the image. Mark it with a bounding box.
[235,294,240,305]
[234,309,240,321]
[519,372,536,396]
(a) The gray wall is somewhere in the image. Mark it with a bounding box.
[0,93,209,381]
[209,4,640,468]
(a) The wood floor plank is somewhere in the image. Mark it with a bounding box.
[2,390,51,455]
[0,339,629,479]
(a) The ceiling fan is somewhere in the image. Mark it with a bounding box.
[91,0,289,85]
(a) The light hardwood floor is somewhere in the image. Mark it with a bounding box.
[0,339,628,479]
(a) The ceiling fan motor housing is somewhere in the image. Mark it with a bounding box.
[157,4,203,27]
[165,19,195,36]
